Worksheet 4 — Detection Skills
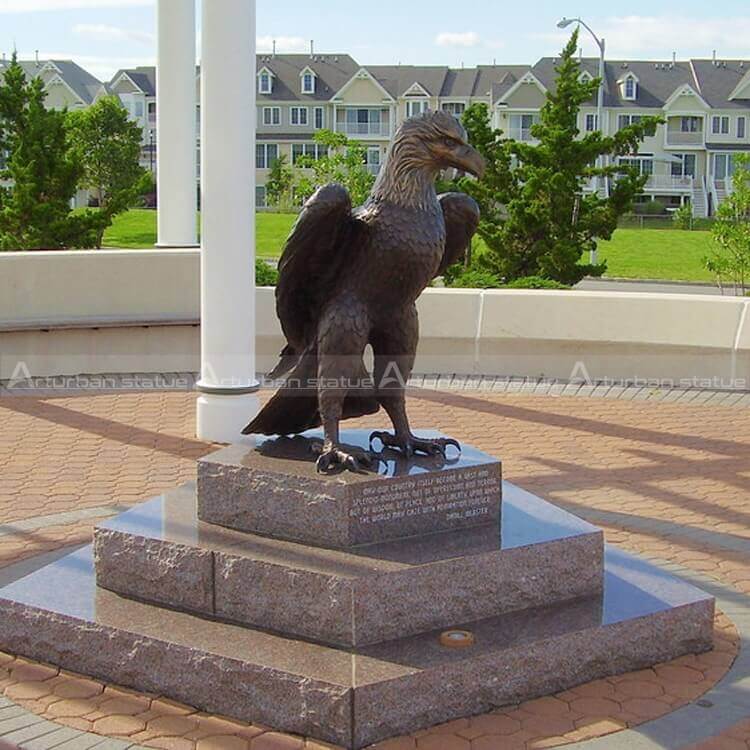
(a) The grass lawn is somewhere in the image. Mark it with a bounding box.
[595,228,715,283]
[103,209,718,283]
[102,208,295,258]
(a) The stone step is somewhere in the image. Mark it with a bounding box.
[93,481,603,647]
[0,545,713,749]
[196,429,503,547]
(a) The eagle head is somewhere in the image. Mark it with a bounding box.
[392,109,486,179]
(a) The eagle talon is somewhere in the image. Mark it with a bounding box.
[369,431,461,458]
[315,444,381,474]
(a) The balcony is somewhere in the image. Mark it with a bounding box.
[644,175,694,191]
[666,131,704,147]
[339,122,389,137]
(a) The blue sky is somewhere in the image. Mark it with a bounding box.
[1,0,749,82]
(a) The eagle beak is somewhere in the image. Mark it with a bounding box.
[452,144,486,179]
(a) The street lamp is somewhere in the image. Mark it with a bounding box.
[558,16,605,265]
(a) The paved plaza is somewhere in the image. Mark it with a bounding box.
[0,384,748,750]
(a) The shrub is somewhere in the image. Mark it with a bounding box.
[634,199,667,215]
[672,204,693,230]
[256,258,279,286]
[447,268,502,288]
[506,275,569,289]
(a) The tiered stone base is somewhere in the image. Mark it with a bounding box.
[0,431,715,749]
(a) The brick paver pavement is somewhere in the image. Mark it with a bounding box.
[0,387,748,749]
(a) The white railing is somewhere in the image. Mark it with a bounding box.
[710,178,720,211]
[665,131,704,146]
[644,175,694,190]
[338,122,389,137]
[714,178,734,196]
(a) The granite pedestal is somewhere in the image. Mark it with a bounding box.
[197,431,503,547]
[0,430,715,749]
[93,482,603,647]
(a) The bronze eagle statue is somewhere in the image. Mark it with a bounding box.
[243,110,484,472]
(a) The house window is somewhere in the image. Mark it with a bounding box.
[255,143,279,169]
[290,107,308,126]
[314,107,324,129]
[618,114,642,129]
[302,72,315,94]
[623,77,637,99]
[509,113,539,141]
[713,153,734,180]
[712,116,730,135]
[680,116,701,133]
[739,117,747,139]
[262,106,281,126]
[338,108,385,136]
[364,146,381,175]
[441,102,466,119]
[292,143,327,164]
[584,113,598,132]
[671,153,696,177]
[258,71,272,94]
[619,155,653,176]
[406,100,429,117]
[256,185,267,208]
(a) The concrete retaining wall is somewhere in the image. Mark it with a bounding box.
[1,249,748,388]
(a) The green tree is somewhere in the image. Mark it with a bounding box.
[294,129,375,206]
[66,95,146,248]
[458,30,662,286]
[0,55,98,250]
[265,153,295,210]
[704,154,750,295]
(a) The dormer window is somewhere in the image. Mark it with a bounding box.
[258,68,273,95]
[301,67,316,94]
[623,75,637,100]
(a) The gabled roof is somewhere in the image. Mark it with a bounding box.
[109,67,157,96]
[403,81,430,97]
[332,67,395,102]
[728,69,750,101]
[255,53,358,101]
[365,65,449,98]
[532,57,701,109]
[497,70,547,104]
[0,58,102,104]
[663,82,710,111]
[475,65,530,102]
[691,59,750,109]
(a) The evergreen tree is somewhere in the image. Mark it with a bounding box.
[67,95,147,247]
[0,55,97,250]
[265,153,295,210]
[458,30,662,285]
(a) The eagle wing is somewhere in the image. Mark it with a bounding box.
[435,192,481,278]
[274,183,359,360]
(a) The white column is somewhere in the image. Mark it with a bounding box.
[196,0,259,443]
[156,0,198,247]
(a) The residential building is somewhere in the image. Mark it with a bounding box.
[3,50,748,217]
[0,56,102,110]
[497,56,750,216]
